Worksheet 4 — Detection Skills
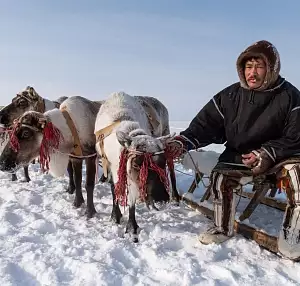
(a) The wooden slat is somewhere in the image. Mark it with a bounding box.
[187,172,203,193]
[239,184,270,221]
[181,196,278,254]
[240,191,286,211]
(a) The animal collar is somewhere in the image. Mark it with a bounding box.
[60,106,83,157]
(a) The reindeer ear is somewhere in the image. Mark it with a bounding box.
[38,117,47,129]
[116,131,132,147]
[24,86,38,101]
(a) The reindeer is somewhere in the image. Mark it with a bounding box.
[0,86,68,182]
[94,92,179,242]
[0,96,101,218]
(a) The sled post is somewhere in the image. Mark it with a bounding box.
[187,171,204,193]
[239,182,271,221]
[200,184,212,202]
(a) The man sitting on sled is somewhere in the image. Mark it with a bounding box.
[168,40,300,261]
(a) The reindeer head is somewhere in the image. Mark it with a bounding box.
[0,111,62,173]
[0,86,44,127]
[115,129,174,206]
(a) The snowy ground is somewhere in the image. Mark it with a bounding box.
[0,122,299,286]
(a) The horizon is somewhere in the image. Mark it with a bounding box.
[0,1,299,120]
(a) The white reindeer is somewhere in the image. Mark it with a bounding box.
[0,86,68,182]
[0,96,101,218]
[94,91,179,242]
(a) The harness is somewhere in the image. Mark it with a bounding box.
[13,92,45,113]
[94,121,121,177]
[60,106,83,157]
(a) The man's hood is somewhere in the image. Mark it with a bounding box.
[236,40,281,91]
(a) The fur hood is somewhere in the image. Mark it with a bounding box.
[236,40,281,91]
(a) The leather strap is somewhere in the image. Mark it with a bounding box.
[94,121,121,177]
[60,106,83,156]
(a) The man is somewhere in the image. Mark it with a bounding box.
[169,40,300,261]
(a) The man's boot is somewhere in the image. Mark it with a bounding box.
[199,172,238,244]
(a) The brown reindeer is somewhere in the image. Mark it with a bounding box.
[0,86,68,182]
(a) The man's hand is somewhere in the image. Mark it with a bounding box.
[243,149,274,175]
[242,152,259,168]
[166,135,187,159]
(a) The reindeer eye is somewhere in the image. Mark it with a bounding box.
[132,162,140,170]
[18,99,28,107]
[21,129,31,139]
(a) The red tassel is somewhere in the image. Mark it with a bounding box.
[115,148,173,206]
[114,149,129,206]
[39,122,63,172]
[8,123,20,152]
[139,153,150,201]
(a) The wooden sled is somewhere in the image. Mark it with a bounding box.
[180,156,300,255]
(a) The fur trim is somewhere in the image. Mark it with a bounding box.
[19,111,48,130]
[129,128,147,137]
[236,40,281,91]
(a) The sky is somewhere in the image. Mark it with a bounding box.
[0,0,299,120]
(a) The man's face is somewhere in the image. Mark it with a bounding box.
[244,58,267,89]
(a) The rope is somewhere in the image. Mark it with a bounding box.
[53,149,98,159]
[186,150,207,189]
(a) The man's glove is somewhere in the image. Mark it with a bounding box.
[166,135,188,159]
[242,148,274,175]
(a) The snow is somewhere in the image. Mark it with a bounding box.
[0,121,299,285]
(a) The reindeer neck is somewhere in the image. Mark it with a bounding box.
[44,98,57,111]
[45,109,74,152]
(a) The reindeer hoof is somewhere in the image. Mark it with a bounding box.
[73,196,84,208]
[98,173,107,183]
[66,186,75,194]
[132,235,138,243]
[86,208,97,219]
[172,195,180,205]
[125,229,139,243]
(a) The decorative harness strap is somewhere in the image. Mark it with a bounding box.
[60,106,83,157]
[94,121,121,177]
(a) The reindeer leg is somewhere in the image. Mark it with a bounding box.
[66,160,75,194]
[72,159,84,208]
[125,204,139,243]
[11,173,17,181]
[85,157,97,218]
[23,166,31,182]
[109,181,122,224]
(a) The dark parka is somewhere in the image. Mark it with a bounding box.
[180,40,300,165]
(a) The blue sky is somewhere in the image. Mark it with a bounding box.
[0,0,299,120]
